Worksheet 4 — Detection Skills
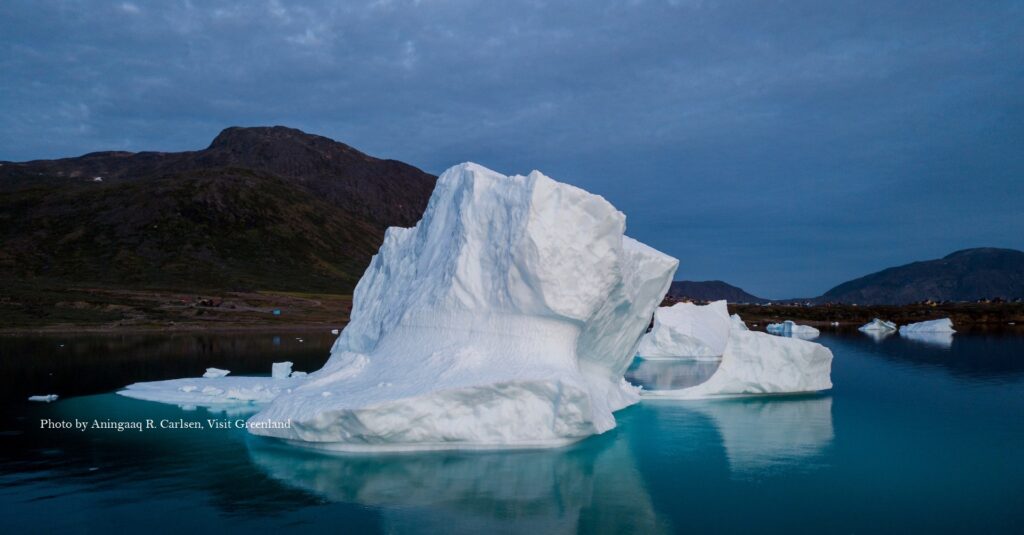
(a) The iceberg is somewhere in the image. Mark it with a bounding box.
[248,163,678,451]
[766,320,820,339]
[730,313,749,331]
[635,300,731,359]
[642,329,833,399]
[899,318,955,333]
[859,318,897,333]
[28,394,59,402]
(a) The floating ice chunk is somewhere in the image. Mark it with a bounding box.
[859,318,897,332]
[272,361,293,379]
[636,301,731,359]
[331,329,339,335]
[643,330,832,399]
[28,394,59,402]
[730,313,748,331]
[249,162,678,451]
[766,320,820,339]
[899,318,955,334]
[203,368,230,378]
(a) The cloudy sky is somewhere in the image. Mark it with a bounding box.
[2,0,1022,298]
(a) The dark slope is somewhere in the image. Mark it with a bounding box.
[0,127,436,293]
[821,248,1024,304]
[667,280,767,303]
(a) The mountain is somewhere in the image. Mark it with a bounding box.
[821,248,1024,304]
[0,126,436,293]
[667,280,767,303]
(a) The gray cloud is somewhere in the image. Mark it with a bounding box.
[2,0,1022,297]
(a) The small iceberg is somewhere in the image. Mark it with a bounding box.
[28,394,59,402]
[859,318,897,333]
[643,329,832,399]
[272,362,293,379]
[766,320,820,339]
[899,318,955,333]
[636,300,731,359]
[899,318,955,348]
[203,367,230,378]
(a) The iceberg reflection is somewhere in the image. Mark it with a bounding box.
[656,396,834,474]
[863,330,895,343]
[247,434,669,534]
[900,331,954,348]
[625,358,720,390]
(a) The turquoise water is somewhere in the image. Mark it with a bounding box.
[2,332,1023,533]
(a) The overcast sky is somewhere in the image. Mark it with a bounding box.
[2,0,1022,298]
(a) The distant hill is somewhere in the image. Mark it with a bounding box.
[821,248,1024,304]
[667,280,767,303]
[0,126,436,293]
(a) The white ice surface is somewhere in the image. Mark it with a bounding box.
[249,163,678,451]
[635,300,731,359]
[119,375,301,409]
[642,329,833,399]
[272,362,293,379]
[730,313,749,331]
[899,318,955,333]
[859,318,897,332]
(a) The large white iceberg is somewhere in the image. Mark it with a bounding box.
[635,300,731,359]
[859,318,897,332]
[899,318,955,333]
[248,163,678,451]
[766,320,820,339]
[642,329,833,399]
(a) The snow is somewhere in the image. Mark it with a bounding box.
[635,300,731,359]
[859,318,897,332]
[248,163,678,451]
[272,362,293,379]
[642,329,833,399]
[766,320,820,339]
[28,394,59,402]
[203,367,230,378]
[730,313,748,331]
[899,318,955,333]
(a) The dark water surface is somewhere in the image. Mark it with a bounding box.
[1,332,1023,533]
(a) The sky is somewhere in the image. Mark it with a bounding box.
[1,0,1022,298]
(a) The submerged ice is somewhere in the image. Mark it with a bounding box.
[248,163,678,451]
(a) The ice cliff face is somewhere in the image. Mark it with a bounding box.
[249,163,678,450]
[635,300,731,359]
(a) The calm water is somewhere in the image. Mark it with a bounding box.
[1,331,1023,533]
